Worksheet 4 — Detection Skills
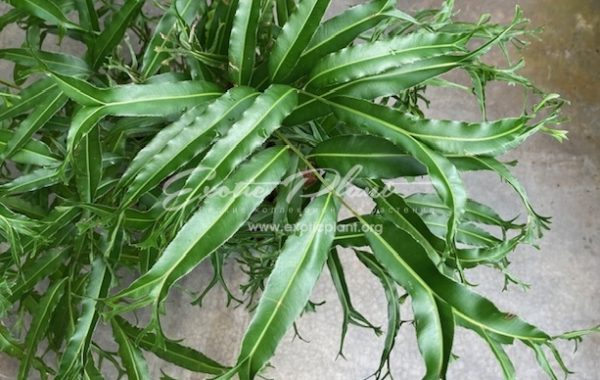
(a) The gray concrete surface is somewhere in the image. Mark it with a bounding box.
[1,1,599,379]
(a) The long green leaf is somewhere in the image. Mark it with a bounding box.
[293,0,394,78]
[0,167,61,196]
[0,129,59,166]
[89,0,145,68]
[18,278,67,380]
[114,316,228,374]
[170,84,296,213]
[309,134,426,178]
[306,31,469,90]
[229,0,261,85]
[355,250,402,379]
[0,79,58,121]
[330,96,466,245]
[235,191,339,379]
[0,48,91,77]
[57,78,222,155]
[6,0,83,31]
[269,0,330,83]
[121,86,259,207]
[110,319,150,380]
[363,220,551,353]
[364,222,454,380]
[74,125,102,202]
[1,90,67,162]
[108,146,290,313]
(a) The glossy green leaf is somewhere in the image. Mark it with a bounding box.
[0,129,60,166]
[110,318,150,380]
[364,222,454,379]
[6,0,83,31]
[108,146,290,313]
[114,316,227,374]
[306,31,469,90]
[235,192,339,379]
[121,86,259,207]
[269,0,331,83]
[19,278,67,380]
[1,91,67,162]
[309,134,426,178]
[0,167,62,196]
[89,0,145,68]
[330,96,466,245]
[0,79,58,122]
[293,0,394,78]
[0,49,91,77]
[229,0,261,85]
[74,125,102,202]
[170,84,296,212]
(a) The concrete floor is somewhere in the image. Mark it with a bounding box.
[1,1,599,379]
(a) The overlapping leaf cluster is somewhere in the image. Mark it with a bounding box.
[0,0,595,379]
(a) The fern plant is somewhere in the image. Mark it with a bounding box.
[0,0,596,379]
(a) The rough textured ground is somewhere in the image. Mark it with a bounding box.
[1,1,598,379]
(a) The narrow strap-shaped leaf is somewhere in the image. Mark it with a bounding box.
[118,107,207,188]
[61,79,222,155]
[0,129,59,166]
[0,79,58,121]
[57,214,126,380]
[171,85,296,212]
[285,55,464,125]
[107,147,290,312]
[380,113,541,156]
[363,222,453,380]
[89,0,145,68]
[309,134,426,178]
[54,75,223,111]
[0,48,91,76]
[229,0,261,85]
[205,0,239,55]
[364,220,550,344]
[367,182,445,264]
[293,0,393,78]
[275,0,294,25]
[330,96,466,245]
[0,167,61,196]
[6,0,83,31]
[56,258,107,378]
[8,249,67,303]
[235,191,339,380]
[269,0,331,83]
[1,90,67,162]
[306,31,469,90]
[121,87,259,207]
[114,316,228,374]
[110,319,150,380]
[74,125,102,202]
[18,278,67,380]
[74,0,99,32]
